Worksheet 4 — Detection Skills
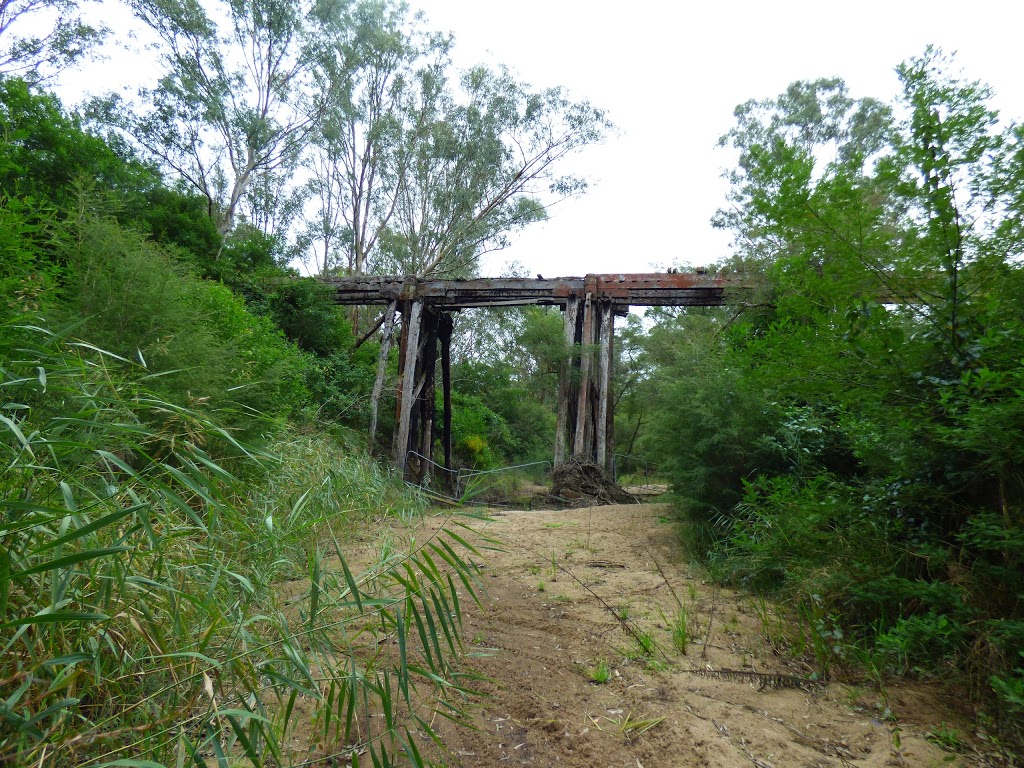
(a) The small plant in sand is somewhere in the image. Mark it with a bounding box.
[635,630,656,656]
[657,605,689,655]
[671,608,689,654]
[589,659,611,684]
[589,711,664,742]
[927,722,966,753]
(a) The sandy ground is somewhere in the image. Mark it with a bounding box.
[410,502,979,768]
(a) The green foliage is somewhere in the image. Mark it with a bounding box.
[0,0,108,80]
[265,277,346,355]
[211,226,288,282]
[449,391,512,469]
[0,77,140,205]
[875,612,969,674]
[0,197,59,319]
[588,659,611,684]
[647,336,786,553]
[58,209,311,429]
[640,49,1024,741]
[1,76,220,260]
[0,320,486,766]
[669,608,689,655]
[451,359,555,466]
[990,655,1024,739]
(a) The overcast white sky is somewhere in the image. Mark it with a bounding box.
[415,0,1024,278]
[48,0,1024,279]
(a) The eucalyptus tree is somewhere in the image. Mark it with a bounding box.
[98,0,322,239]
[0,0,107,81]
[302,0,449,278]
[376,63,612,278]
[303,0,611,282]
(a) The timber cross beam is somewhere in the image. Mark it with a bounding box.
[325,272,749,483]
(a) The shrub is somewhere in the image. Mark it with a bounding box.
[0,320,485,766]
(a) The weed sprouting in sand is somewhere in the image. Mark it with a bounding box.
[671,608,690,654]
[589,659,611,684]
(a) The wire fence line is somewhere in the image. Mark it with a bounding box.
[405,451,553,501]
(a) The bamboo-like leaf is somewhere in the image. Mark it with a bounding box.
[34,503,147,552]
[24,697,79,728]
[154,484,207,529]
[446,573,462,624]
[0,547,8,621]
[281,688,298,735]
[0,413,34,458]
[159,464,219,510]
[339,553,363,612]
[59,480,77,513]
[309,548,322,632]
[395,608,411,707]
[400,726,426,768]
[224,569,254,595]
[10,547,129,578]
[441,527,484,558]
[94,450,140,478]
[419,593,445,672]
[415,549,441,582]
[0,610,105,628]
[223,713,265,767]
[409,597,435,669]
[67,341,131,362]
[380,669,394,731]
[208,725,230,768]
[262,669,320,700]
[281,640,318,693]
[428,586,460,657]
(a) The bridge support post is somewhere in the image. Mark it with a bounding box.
[368,299,397,446]
[572,290,595,458]
[439,313,454,485]
[557,287,615,474]
[393,300,451,484]
[554,296,579,466]
[595,301,614,470]
[393,299,423,475]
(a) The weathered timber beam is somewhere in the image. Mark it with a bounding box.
[595,302,614,469]
[326,273,749,309]
[368,300,397,445]
[439,314,453,479]
[553,296,579,467]
[573,291,595,458]
[394,300,423,471]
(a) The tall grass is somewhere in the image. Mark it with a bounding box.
[0,319,485,767]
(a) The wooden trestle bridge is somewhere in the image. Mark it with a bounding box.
[328,272,743,483]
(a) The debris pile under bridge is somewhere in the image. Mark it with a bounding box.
[551,458,638,506]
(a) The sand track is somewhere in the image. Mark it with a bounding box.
[416,502,976,768]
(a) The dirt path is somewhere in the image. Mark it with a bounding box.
[417,502,973,768]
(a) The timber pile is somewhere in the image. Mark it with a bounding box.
[551,458,638,506]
